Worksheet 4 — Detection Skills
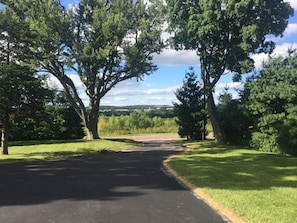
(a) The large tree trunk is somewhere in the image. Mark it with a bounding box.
[1,114,9,155]
[207,93,225,144]
[86,120,99,140]
[85,100,100,140]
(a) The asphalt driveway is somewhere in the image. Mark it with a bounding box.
[0,140,227,223]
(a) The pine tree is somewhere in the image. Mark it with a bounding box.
[0,7,46,154]
[174,67,206,140]
[247,52,297,156]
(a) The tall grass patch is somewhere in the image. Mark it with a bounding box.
[98,113,178,136]
[168,141,297,223]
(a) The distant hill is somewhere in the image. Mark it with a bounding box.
[100,105,173,111]
[99,105,175,118]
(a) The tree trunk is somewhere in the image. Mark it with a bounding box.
[86,120,100,140]
[85,101,100,140]
[207,93,225,144]
[1,114,9,155]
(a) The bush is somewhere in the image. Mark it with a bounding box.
[9,106,85,140]
[277,108,297,156]
[247,53,297,156]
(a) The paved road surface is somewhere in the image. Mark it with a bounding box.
[0,140,227,223]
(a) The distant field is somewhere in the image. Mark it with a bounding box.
[167,141,297,223]
[0,139,141,163]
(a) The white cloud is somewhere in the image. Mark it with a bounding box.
[286,0,297,10]
[106,86,177,97]
[79,91,88,102]
[113,97,129,102]
[214,82,243,102]
[69,74,85,88]
[216,82,244,90]
[115,79,144,88]
[285,23,297,35]
[153,48,198,66]
[252,54,267,70]
[47,75,63,90]
[252,42,297,69]
[47,74,85,90]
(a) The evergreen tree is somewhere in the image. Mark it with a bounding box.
[9,91,85,141]
[0,8,46,154]
[247,52,297,156]
[174,67,206,140]
[217,89,253,145]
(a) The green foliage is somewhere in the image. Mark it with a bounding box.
[100,106,175,118]
[0,3,52,154]
[166,0,293,74]
[99,112,177,135]
[166,0,293,143]
[3,0,165,139]
[174,67,206,140]
[8,89,85,141]
[217,90,253,145]
[0,6,36,64]
[247,52,297,156]
[0,6,45,116]
[0,64,45,115]
[9,105,85,141]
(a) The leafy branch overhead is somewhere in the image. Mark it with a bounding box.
[2,0,165,140]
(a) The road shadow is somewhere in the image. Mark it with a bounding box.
[0,141,185,207]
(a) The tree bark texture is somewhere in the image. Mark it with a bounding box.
[84,98,100,140]
[1,114,9,155]
[207,94,225,144]
[86,122,99,140]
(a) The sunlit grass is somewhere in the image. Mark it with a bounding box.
[0,138,141,163]
[168,141,297,223]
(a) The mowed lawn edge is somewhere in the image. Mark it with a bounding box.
[0,138,141,163]
[166,141,297,223]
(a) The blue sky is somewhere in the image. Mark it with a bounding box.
[56,0,297,106]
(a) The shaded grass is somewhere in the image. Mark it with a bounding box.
[0,138,141,163]
[168,141,297,223]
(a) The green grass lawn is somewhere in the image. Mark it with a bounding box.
[168,141,297,223]
[0,138,141,163]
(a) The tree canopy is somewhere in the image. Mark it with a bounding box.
[0,7,47,154]
[0,0,163,140]
[166,0,294,144]
[2,0,165,140]
[247,52,297,156]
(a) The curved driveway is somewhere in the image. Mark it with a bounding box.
[0,139,227,223]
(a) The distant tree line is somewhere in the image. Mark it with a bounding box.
[100,107,175,118]
[99,112,177,135]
